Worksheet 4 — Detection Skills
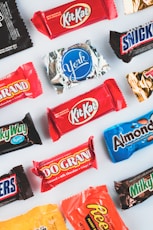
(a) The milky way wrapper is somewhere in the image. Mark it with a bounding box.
[0,0,32,59]
[0,204,68,230]
[31,0,117,39]
[110,20,153,63]
[123,0,153,14]
[61,185,129,230]
[114,166,153,209]
[104,110,153,162]
[44,40,109,94]
[0,113,42,155]
[126,66,153,102]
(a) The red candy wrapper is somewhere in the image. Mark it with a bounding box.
[47,79,127,141]
[0,62,42,108]
[32,136,97,192]
[31,0,117,39]
[61,185,129,230]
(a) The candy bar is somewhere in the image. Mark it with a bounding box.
[115,166,153,209]
[110,20,153,62]
[61,185,128,230]
[126,65,153,102]
[104,110,153,162]
[123,0,153,14]
[0,204,67,229]
[47,79,126,141]
[0,165,33,207]
[0,0,32,59]
[31,0,117,39]
[0,113,42,155]
[0,62,42,108]
[32,136,97,192]
[44,40,109,94]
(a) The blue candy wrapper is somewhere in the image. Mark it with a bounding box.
[103,110,153,162]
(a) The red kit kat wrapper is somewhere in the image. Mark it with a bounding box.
[32,136,97,192]
[0,62,42,108]
[31,0,118,39]
[47,79,127,141]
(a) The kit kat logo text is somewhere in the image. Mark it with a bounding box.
[60,3,91,28]
[0,80,30,102]
[68,98,98,125]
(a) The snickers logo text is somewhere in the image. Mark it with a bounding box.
[60,3,91,28]
[0,80,30,102]
[0,174,17,201]
[68,98,98,125]
[121,21,153,54]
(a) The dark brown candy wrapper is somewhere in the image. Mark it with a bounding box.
[0,0,32,59]
[114,166,153,209]
[0,165,33,207]
[110,20,153,63]
[0,113,42,155]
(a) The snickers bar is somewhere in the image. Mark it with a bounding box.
[0,165,33,207]
[110,20,153,62]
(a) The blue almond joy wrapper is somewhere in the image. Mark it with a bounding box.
[103,110,153,162]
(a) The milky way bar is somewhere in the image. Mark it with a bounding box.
[123,0,153,14]
[104,110,153,162]
[0,113,42,155]
[110,20,153,62]
[44,40,109,94]
[32,136,97,192]
[115,166,153,209]
[0,165,33,207]
[31,0,117,39]
[0,0,32,59]
[126,65,153,102]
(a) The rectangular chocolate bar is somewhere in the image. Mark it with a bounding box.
[110,20,153,62]
[0,0,32,59]
[115,166,153,209]
[0,113,42,155]
[47,79,126,141]
[0,165,33,207]
[104,110,153,162]
[31,0,117,39]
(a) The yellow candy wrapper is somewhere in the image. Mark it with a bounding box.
[0,204,68,230]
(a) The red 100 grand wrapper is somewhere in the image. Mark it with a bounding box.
[0,62,42,108]
[31,0,118,39]
[32,136,97,192]
[47,79,127,141]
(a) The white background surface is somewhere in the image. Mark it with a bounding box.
[1,0,153,229]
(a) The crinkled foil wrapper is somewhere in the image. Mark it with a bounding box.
[44,40,109,94]
[123,0,153,14]
[126,66,153,102]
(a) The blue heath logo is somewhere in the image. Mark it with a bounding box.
[62,48,92,81]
